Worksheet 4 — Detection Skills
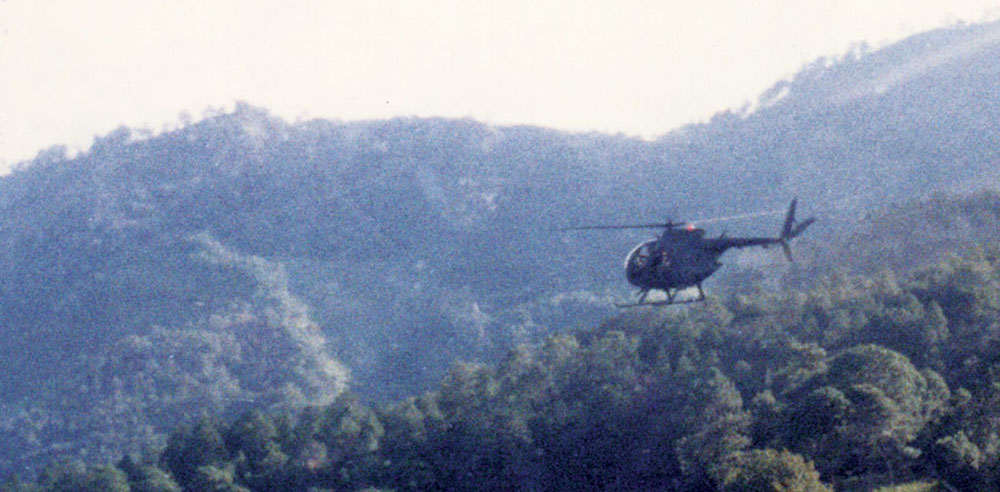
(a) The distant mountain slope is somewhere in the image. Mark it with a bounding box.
[657,19,1000,213]
[4,18,1000,478]
[821,190,1000,275]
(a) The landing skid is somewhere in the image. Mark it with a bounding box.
[614,297,706,308]
[615,284,707,308]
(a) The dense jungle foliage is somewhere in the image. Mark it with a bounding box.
[6,244,1000,491]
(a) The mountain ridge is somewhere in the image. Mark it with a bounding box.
[4,18,1000,477]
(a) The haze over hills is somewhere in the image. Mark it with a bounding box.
[3,18,1000,478]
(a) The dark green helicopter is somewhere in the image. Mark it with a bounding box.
[566,199,815,307]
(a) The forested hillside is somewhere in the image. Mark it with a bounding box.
[6,243,1000,491]
[4,18,1000,481]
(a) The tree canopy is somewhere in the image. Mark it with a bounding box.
[7,244,1000,491]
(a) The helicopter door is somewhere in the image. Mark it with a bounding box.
[624,239,657,271]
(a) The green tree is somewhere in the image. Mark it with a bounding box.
[925,384,1000,491]
[526,331,663,490]
[118,455,181,492]
[225,410,289,491]
[672,367,752,491]
[931,431,989,492]
[38,462,131,492]
[910,252,999,329]
[161,418,229,488]
[770,340,828,395]
[187,465,250,492]
[299,393,384,490]
[423,360,534,491]
[377,394,445,491]
[721,449,832,492]
[781,345,950,479]
[0,475,41,492]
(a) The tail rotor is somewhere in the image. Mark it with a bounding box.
[778,199,815,262]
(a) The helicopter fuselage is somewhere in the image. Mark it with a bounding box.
[624,228,725,295]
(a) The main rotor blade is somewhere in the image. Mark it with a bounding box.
[687,207,786,225]
[561,222,683,231]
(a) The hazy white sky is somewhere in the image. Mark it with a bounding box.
[2,1,999,170]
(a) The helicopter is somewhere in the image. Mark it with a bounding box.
[565,199,815,307]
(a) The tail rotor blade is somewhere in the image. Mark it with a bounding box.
[781,241,794,262]
[782,199,797,238]
[778,198,813,262]
[790,217,816,238]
